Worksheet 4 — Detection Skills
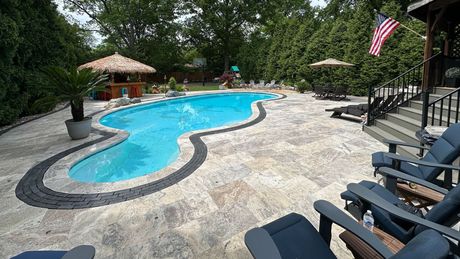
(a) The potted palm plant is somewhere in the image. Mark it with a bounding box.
[43,67,108,140]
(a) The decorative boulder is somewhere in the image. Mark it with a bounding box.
[105,97,132,109]
[130,98,141,104]
[165,90,186,97]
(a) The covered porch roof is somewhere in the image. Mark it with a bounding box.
[408,0,460,30]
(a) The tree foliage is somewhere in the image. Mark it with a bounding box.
[64,0,182,72]
[0,0,90,125]
[0,0,428,125]
[237,0,425,95]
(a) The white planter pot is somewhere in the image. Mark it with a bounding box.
[65,117,92,140]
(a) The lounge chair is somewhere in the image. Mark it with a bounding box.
[11,245,95,259]
[326,96,384,118]
[373,123,460,188]
[342,182,460,257]
[259,80,265,88]
[332,86,348,100]
[245,199,453,259]
[341,167,460,243]
[313,85,324,97]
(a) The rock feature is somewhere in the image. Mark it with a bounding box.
[165,90,186,97]
[105,97,142,109]
[130,98,141,104]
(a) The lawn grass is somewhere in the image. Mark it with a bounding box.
[187,84,220,91]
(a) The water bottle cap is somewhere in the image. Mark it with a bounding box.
[367,210,372,214]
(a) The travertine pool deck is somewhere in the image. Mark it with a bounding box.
[0,91,386,258]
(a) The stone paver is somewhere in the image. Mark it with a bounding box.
[0,91,385,258]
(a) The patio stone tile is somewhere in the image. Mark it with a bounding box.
[0,92,389,258]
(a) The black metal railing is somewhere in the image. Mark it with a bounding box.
[367,53,442,126]
[425,87,460,127]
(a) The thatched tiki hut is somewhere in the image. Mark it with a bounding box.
[78,52,156,100]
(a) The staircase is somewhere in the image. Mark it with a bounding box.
[364,86,460,158]
[362,53,460,158]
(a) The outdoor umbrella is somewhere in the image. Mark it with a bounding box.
[309,58,354,68]
[309,58,354,98]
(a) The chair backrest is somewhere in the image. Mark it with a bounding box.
[415,183,460,235]
[369,96,384,111]
[419,123,460,181]
[390,93,405,108]
[377,94,396,111]
[314,85,324,94]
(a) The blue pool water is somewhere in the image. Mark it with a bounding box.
[69,92,276,182]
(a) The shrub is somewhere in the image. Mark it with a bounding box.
[42,67,108,121]
[219,73,234,83]
[297,81,311,93]
[30,96,59,114]
[168,77,177,91]
[176,84,184,92]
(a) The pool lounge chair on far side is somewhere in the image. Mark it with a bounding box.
[245,199,454,259]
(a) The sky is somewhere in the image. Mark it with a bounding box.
[54,0,327,46]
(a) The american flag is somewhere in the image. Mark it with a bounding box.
[369,13,400,56]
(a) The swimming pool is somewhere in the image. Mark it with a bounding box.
[69,92,277,182]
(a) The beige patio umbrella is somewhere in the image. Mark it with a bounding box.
[309,58,354,68]
[78,52,156,74]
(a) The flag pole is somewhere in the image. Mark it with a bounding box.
[398,22,426,40]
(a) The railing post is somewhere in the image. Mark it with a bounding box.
[366,84,372,126]
[421,91,430,130]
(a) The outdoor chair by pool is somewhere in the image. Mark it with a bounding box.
[332,86,348,100]
[340,182,460,258]
[325,96,384,118]
[341,167,460,244]
[372,123,460,188]
[313,85,325,97]
[11,245,95,259]
[245,198,454,259]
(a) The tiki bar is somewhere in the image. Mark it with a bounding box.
[78,52,156,100]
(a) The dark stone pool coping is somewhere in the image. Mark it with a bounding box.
[15,93,286,209]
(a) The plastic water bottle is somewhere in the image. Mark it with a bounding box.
[363,210,374,232]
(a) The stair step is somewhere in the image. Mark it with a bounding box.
[363,125,419,158]
[429,93,459,103]
[398,107,459,126]
[410,100,460,118]
[385,113,421,132]
[434,87,459,96]
[374,119,419,145]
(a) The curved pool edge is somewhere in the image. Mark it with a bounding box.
[15,91,286,209]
